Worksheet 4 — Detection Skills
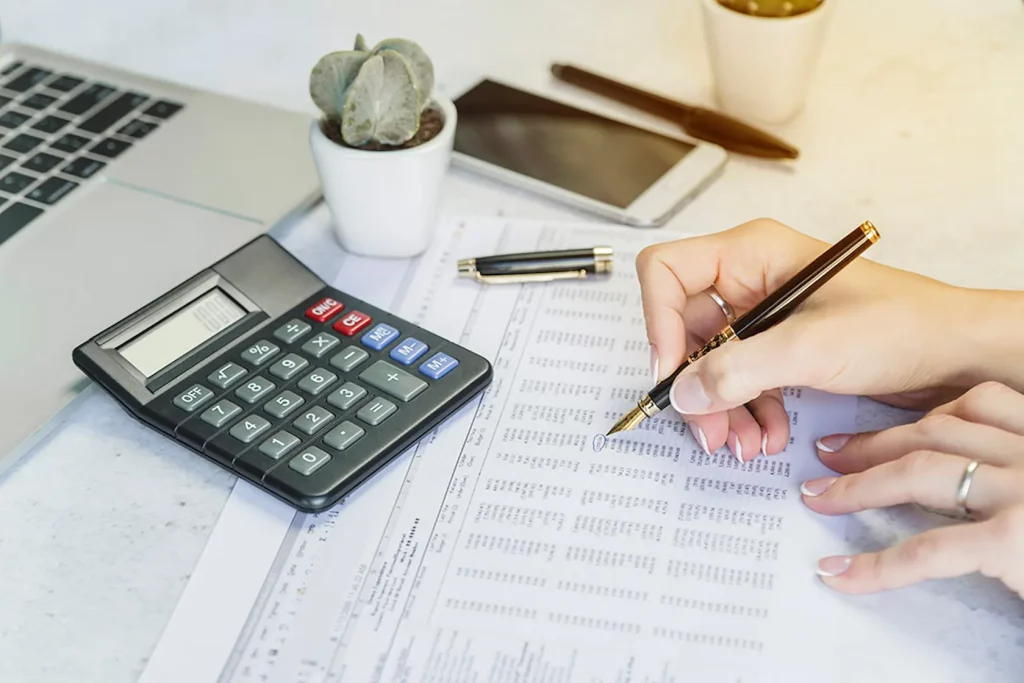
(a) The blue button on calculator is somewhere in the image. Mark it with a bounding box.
[390,338,429,365]
[419,352,459,379]
[362,323,399,350]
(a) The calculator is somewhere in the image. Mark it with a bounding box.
[72,235,492,512]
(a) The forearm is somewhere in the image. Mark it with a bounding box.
[948,288,1024,392]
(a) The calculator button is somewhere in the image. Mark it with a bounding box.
[289,446,331,476]
[301,332,339,358]
[208,362,246,389]
[201,399,241,428]
[356,397,397,426]
[326,382,367,410]
[258,431,300,460]
[269,353,309,380]
[361,323,400,350]
[297,369,337,395]
[173,384,213,412]
[389,338,429,365]
[323,421,365,451]
[419,352,459,380]
[359,360,427,402]
[264,390,304,419]
[229,415,271,444]
[293,406,334,435]
[235,375,276,404]
[273,319,312,344]
[240,339,279,366]
[329,346,369,372]
[305,297,344,322]
[333,311,372,336]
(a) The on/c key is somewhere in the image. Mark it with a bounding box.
[305,297,344,322]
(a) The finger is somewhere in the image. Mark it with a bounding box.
[927,381,1024,437]
[724,405,763,464]
[815,413,1024,474]
[685,413,730,457]
[814,516,996,594]
[800,450,1023,519]
[746,391,789,456]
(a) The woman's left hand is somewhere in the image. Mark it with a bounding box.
[800,381,1024,598]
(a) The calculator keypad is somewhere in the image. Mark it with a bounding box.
[160,291,483,507]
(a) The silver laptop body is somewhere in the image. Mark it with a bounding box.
[0,43,322,471]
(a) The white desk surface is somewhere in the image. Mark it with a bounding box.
[2,1,1023,681]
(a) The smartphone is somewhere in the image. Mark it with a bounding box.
[450,78,728,226]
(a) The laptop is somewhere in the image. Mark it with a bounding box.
[0,42,322,472]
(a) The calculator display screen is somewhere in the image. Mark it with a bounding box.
[118,288,246,378]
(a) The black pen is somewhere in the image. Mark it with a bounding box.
[606,221,880,436]
[457,247,613,284]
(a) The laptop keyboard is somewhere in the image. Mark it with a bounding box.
[0,59,185,246]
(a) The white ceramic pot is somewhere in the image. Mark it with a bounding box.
[309,96,456,258]
[700,0,835,125]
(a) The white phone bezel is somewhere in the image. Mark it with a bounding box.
[448,83,729,227]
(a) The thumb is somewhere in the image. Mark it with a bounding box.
[668,323,814,415]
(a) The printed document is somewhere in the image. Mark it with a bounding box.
[142,215,1024,683]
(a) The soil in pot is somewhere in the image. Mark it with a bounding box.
[321,106,444,151]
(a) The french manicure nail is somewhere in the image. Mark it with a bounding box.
[816,555,853,577]
[800,477,837,496]
[816,434,852,453]
[694,425,711,456]
[670,372,711,414]
[650,345,660,383]
[760,430,768,457]
[728,431,743,463]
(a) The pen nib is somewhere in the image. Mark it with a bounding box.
[606,405,646,437]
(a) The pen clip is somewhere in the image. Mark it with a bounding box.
[472,269,590,284]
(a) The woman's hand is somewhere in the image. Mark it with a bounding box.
[635,217,1017,462]
[801,381,1024,598]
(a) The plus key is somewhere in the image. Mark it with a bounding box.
[305,297,344,322]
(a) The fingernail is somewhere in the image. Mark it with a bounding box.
[694,424,711,456]
[670,372,711,414]
[816,556,852,577]
[728,431,743,463]
[816,434,852,453]
[650,345,660,382]
[760,429,768,456]
[800,477,837,496]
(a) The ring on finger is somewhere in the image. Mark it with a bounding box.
[706,286,735,323]
[954,459,980,520]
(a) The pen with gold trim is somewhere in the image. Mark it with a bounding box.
[458,247,613,284]
[606,221,880,436]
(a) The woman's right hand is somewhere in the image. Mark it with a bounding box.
[636,218,1011,463]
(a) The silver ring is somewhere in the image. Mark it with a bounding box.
[954,459,980,518]
[707,287,735,322]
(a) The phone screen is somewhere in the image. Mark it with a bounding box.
[452,79,697,209]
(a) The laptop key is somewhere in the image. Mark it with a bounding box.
[3,134,45,155]
[61,156,106,179]
[46,75,85,92]
[59,83,117,116]
[22,93,58,111]
[0,172,37,194]
[0,154,15,172]
[117,119,158,139]
[50,133,91,154]
[79,92,149,134]
[23,152,64,174]
[26,177,78,205]
[143,100,183,119]
[0,203,43,245]
[31,115,71,134]
[0,110,30,129]
[4,68,53,93]
[1,61,25,77]
[89,137,132,158]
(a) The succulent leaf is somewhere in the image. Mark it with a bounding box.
[309,50,369,119]
[354,33,368,51]
[341,51,420,147]
[370,38,435,109]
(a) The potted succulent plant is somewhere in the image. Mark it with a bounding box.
[308,34,455,258]
[700,0,835,124]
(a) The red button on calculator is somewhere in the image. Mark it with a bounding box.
[333,310,372,336]
[306,297,344,322]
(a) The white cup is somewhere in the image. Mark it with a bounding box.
[700,0,836,125]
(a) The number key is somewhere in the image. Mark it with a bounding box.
[208,362,246,389]
[269,353,309,381]
[264,390,304,419]
[293,406,334,435]
[241,339,279,366]
[289,446,331,476]
[326,382,366,411]
[201,399,241,428]
[229,415,271,444]
[258,431,300,460]
[298,369,337,396]
[235,375,276,404]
